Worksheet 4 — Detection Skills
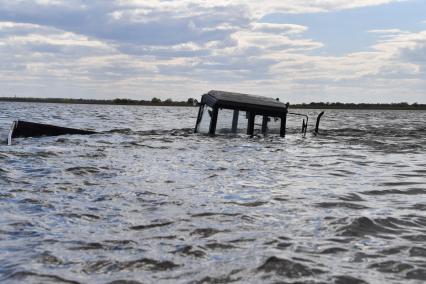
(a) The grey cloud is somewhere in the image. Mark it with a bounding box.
[33,43,109,57]
[156,54,278,81]
[1,0,424,103]
[267,42,322,51]
[391,35,426,75]
[0,1,310,77]
[83,65,154,81]
[400,44,426,64]
[252,23,307,35]
[0,1,250,46]
[118,44,211,58]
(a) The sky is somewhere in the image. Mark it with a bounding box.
[0,0,425,103]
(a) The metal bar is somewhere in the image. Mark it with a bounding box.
[247,112,255,137]
[302,116,308,136]
[280,113,287,137]
[288,112,309,136]
[208,107,219,136]
[231,110,239,133]
[261,116,268,134]
[8,120,96,140]
[288,112,309,120]
[315,111,325,135]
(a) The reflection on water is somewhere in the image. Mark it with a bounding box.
[0,102,425,283]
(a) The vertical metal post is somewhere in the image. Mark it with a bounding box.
[231,110,239,133]
[261,116,268,134]
[280,112,287,137]
[315,111,325,135]
[247,112,255,137]
[208,107,219,136]
[194,104,204,133]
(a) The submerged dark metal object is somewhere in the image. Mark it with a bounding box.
[8,120,96,145]
[288,112,309,137]
[315,111,325,135]
[194,90,325,138]
[195,90,289,137]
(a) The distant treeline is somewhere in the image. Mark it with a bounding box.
[1,97,425,110]
[291,102,426,110]
[0,97,198,106]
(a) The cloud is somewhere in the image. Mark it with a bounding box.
[368,29,407,34]
[251,23,308,35]
[116,0,407,15]
[0,0,424,103]
[0,1,407,47]
[390,32,426,72]
[401,43,426,63]
[0,21,113,56]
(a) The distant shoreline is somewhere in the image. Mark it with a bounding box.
[0,97,195,107]
[291,104,426,110]
[1,97,425,110]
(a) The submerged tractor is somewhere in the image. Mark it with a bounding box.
[194,90,324,137]
[5,90,325,145]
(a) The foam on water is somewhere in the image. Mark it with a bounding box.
[0,102,425,283]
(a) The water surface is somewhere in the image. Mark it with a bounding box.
[0,102,425,284]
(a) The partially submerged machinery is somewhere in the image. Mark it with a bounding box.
[5,90,324,145]
[194,90,324,137]
[7,120,96,145]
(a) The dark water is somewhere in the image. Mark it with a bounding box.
[0,102,425,284]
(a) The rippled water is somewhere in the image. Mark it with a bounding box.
[0,102,425,284]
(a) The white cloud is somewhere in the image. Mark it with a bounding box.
[251,23,308,35]
[116,0,406,15]
[368,29,407,34]
[0,0,424,102]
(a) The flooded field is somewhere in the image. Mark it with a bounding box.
[0,102,425,284]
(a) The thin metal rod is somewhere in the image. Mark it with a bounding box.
[247,112,255,137]
[288,112,309,136]
[208,107,219,136]
[231,110,239,133]
[261,116,268,134]
[315,111,325,135]
[280,113,287,137]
